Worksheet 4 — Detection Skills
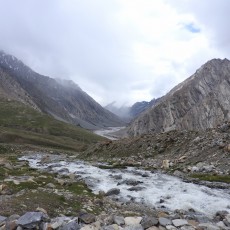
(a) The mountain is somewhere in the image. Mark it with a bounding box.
[105,99,158,121]
[129,99,157,118]
[0,51,124,130]
[127,58,230,136]
[104,101,131,120]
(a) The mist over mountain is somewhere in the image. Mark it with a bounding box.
[0,51,124,130]
[127,58,230,136]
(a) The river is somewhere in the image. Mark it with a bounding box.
[20,153,230,218]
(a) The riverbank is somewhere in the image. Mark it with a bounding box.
[1,150,230,229]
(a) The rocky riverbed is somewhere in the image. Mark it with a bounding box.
[1,150,230,229]
[0,151,225,229]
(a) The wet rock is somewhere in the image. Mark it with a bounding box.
[60,220,80,230]
[113,216,125,226]
[17,212,49,229]
[159,218,172,227]
[141,216,158,229]
[58,168,70,174]
[173,170,184,177]
[215,211,229,221]
[125,217,142,226]
[105,188,120,196]
[225,214,230,224]
[172,219,188,227]
[118,179,143,186]
[128,186,145,191]
[79,213,96,224]
[112,174,122,180]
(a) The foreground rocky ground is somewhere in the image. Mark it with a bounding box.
[0,145,230,229]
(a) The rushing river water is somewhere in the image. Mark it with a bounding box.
[94,127,125,140]
[20,153,230,218]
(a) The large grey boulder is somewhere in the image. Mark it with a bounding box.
[17,212,49,229]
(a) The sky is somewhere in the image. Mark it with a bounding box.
[0,0,229,107]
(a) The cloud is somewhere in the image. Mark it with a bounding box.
[0,0,229,106]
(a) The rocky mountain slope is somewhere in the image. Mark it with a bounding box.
[0,51,124,130]
[127,58,230,136]
[129,99,158,118]
[85,122,230,176]
[105,99,158,121]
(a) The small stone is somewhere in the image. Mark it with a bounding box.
[125,217,142,226]
[46,183,56,189]
[172,219,188,227]
[36,207,48,214]
[159,218,172,227]
[60,220,80,230]
[113,216,125,226]
[105,188,120,196]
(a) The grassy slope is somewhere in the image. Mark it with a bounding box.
[0,99,105,151]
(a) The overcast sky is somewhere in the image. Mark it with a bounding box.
[0,0,229,106]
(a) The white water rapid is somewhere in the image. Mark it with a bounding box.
[20,153,230,218]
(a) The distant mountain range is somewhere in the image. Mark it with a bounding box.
[0,51,124,130]
[105,99,158,121]
[127,58,230,136]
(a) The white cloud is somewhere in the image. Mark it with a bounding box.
[0,0,229,106]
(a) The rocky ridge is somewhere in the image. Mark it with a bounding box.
[0,50,124,130]
[86,121,230,176]
[127,59,230,136]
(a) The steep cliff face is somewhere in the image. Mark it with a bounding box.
[127,58,230,136]
[0,51,124,130]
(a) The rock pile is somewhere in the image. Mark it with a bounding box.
[1,208,230,230]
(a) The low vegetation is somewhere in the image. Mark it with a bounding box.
[190,173,230,183]
[0,99,105,151]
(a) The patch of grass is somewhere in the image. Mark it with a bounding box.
[190,174,230,183]
[0,99,105,151]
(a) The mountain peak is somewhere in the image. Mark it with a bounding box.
[127,58,230,136]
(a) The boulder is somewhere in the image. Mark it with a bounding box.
[105,188,120,196]
[124,217,142,226]
[79,213,96,224]
[17,212,49,229]
[113,216,125,226]
[159,218,172,227]
[141,216,158,229]
[172,219,188,227]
